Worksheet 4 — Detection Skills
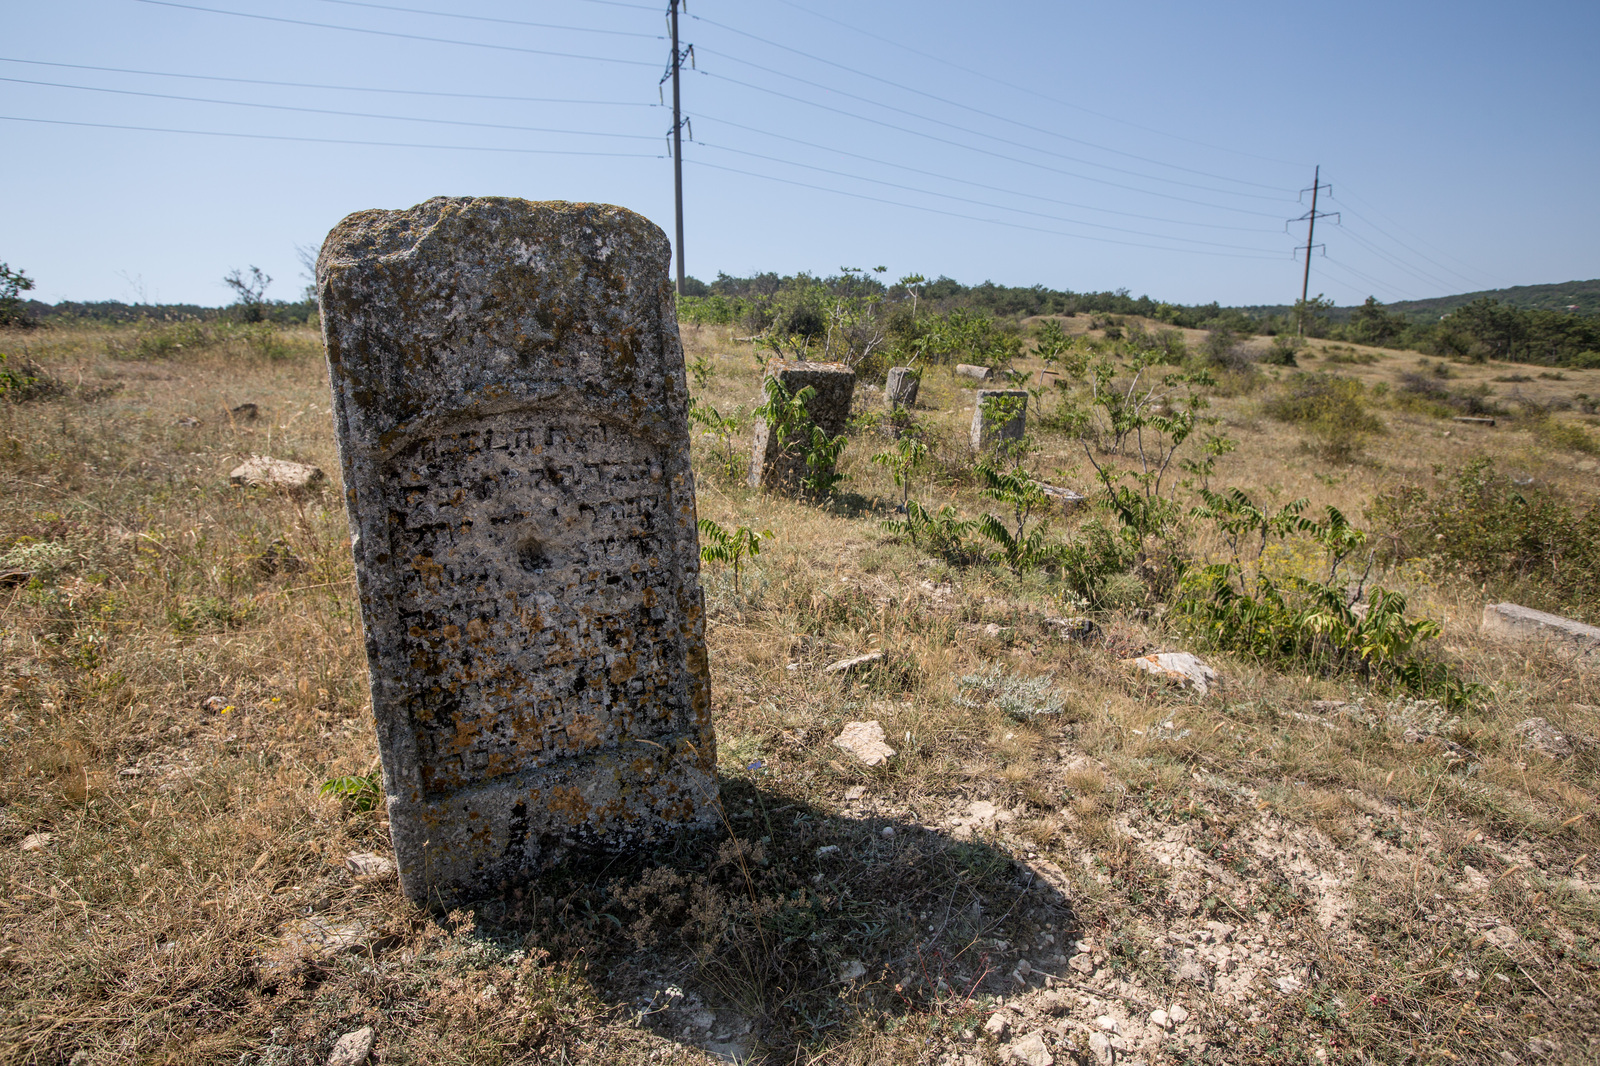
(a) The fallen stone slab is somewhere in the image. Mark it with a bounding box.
[1121,652,1218,697]
[229,455,325,490]
[822,651,884,675]
[1037,482,1085,511]
[344,851,396,881]
[1451,416,1495,426]
[955,363,994,382]
[19,832,52,852]
[1481,602,1600,666]
[258,916,374,980]
[832,720,895,767]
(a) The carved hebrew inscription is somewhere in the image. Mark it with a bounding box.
[383,415,691,795]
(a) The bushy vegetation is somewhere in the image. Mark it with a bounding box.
[1371,458,1600,623]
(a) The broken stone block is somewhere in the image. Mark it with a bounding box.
[748,359,855,493]
[229,455,325,490]
[971,389,1028,452]
[1121,652,1218,697]
[832,720,895,767]
[822,651,884,675]
[1481,602,1600,666]
[955,363,994,382]
[885,366,920,408]
[318,196,717,905]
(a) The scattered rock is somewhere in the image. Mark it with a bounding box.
[1121,652,1218,697]
[1087,1031,1113,1064]
[984,1012,1011,1040]
[1005,1030,1053,1066]
[203,695,229,713]
[1036,483,1085,512]
[955,363,995,382]
[832,721,895,767]
[822,651,884,676]
[1150,1008,1171,1030]
[1044,617,1099,641]
[690,1010,715,1029]
[1095,1016,1120,1034]
[1068,953,1094,974]
[229,455,325,491]
[837,959,866,982]
[327,1026,375,1066]
[19,832,52,852]
[843,785,867,801]
[1513,717,1573,758]
[174,415,202,428]
[1526,1036,1560,1058]
[1175,960,1211,987]
[1168,1003,1190,1025]
[258,916,373,979]
[230,402,260,421]
[345,852,396,881]
[983,623,1003,637]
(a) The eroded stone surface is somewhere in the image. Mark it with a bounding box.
[748,360,855,492]
[832,720,895,767]
[971,390,1028,452]
[885,366,919,408]
[1122,652,1218,697]
[229,455,325,490]
[956,363,994,382]
[1482,602,1600,667]
[318,197,716,904]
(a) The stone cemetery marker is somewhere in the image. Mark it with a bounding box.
[885,366,920,409]
[318,196,717,904]
[749,359,855,491]
[971,389,1028,451]
[955,363,994,382]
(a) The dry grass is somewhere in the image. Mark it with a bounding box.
[2,318,1599,1064]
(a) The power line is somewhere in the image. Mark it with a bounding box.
[696,69,1289,220]
[693,110,1276,232]
[696,142,1282,253]
[0,76,662,140]
[696,47,1292,203]
[1333,222,1459,295]
[689,12,1291,193]
[309,0,663,37]
[0,57,657,106]
[685,157,1288,261]
[133,0,659,67]
[1327,189,1499,291]
[0,114,665,157]
[765,0,1308,170]
[1321,256,1419,303]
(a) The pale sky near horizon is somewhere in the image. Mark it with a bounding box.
[3,0,1596,309]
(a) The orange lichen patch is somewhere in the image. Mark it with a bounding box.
[545,785,593,820]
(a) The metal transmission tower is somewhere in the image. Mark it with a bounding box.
[661,1,694,296]
[1288,165,1338,335]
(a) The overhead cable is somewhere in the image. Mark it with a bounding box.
[696,69,1288,220]
[309,0,662,37]
[133,0,658,67]
[0,76,660,140]
[691,13,1291,193]
[0,57,655,106]
[0,114,664,157]
[685,158,1288,261]
[766,0,1307,169]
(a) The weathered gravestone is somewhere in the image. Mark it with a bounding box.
[971,389,1028,452]
[885,366,920,409]
[318,196,717,904]
[748,359,855,492]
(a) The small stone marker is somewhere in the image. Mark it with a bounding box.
[1482,602,1600,666]
[1451,416,1496,427]
[955,363,994,382]
[748,359,855,492]
[971,389,1028,451]
[318,196,717,904]
[229,455,325,490]
[885,366,919,408]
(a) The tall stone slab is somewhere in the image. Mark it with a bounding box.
[885,366,920,409]
[748,359,855,492]
[318,197,717,904]
[971,389,1028,452]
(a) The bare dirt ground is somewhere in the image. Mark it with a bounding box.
[2,317,1598,1065]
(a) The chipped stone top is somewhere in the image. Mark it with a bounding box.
[319,197,689,458]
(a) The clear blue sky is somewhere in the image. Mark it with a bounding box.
[3,0,1596,308]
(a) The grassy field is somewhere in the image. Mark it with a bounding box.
[2,314,1599,1065]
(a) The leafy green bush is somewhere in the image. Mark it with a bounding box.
[1177,489,1475,707]
[1263,373,1383,462]
[1370,459,1600,622]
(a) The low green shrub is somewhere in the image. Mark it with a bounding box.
[1263,373,1383,462]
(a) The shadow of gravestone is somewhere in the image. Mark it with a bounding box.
[460,773,1078,1062]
